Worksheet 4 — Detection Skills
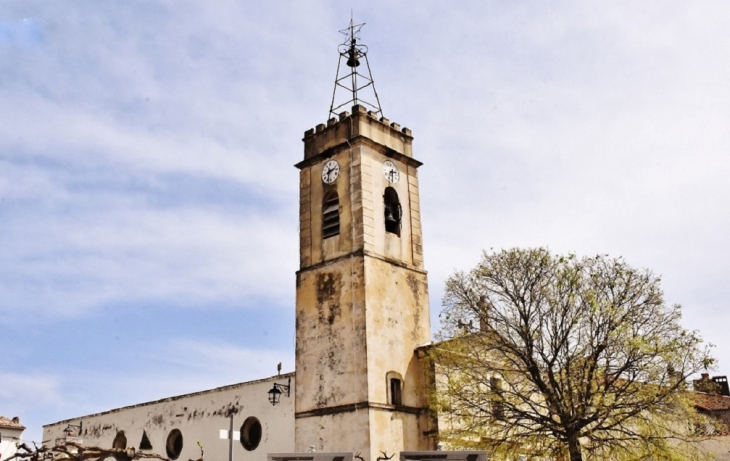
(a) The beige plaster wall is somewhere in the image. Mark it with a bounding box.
[699,436,730,460]
[295,409,371,455]
[363,257,429,406]
[368,408,432,456]
[43,375,295,461]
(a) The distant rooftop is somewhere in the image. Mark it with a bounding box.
[0,416,25,430]
[692,392,730,412]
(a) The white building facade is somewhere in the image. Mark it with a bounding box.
[44,375,295,461]
[1,416,26,461]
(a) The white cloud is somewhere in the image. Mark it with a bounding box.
[2,0,730,442]
[162,339,294,382]
[0,372,64,406]
[0,204,297,317]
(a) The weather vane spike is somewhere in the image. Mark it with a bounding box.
[329,17,383,119]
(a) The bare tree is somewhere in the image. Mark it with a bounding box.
[432,248,720,461]
[7,441,203,461]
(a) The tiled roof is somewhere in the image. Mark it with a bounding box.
[0,416,25,430]
[692,392,730,412]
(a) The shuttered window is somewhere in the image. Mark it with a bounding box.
[322,193,340,239]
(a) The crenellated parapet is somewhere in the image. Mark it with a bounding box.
[300,105,414,164]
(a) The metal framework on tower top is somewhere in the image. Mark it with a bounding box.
[329,19,383,119]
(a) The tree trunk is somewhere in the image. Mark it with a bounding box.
[567,434,583,461]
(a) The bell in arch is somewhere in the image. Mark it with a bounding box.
[383,187,401,236]
[384,204,397,225]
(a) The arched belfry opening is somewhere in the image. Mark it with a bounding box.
[322,191,340,239]
[384,187,401,236]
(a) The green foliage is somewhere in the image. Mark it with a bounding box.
[431,248,720,461]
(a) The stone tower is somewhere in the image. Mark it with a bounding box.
[294,106,434,459]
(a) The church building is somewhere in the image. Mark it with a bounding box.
[43,22,437,461]
[41,20,730,461]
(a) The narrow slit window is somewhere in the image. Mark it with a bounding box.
[322,192,340,239]
[383,187,401,236]
[390,378,402,406]
[490,377,505,420]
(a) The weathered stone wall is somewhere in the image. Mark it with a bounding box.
[295,259,368,412]
[295,408,371,455]
[43,374,295,461]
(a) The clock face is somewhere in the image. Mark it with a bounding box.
[383,160,400,184]
[322,159,340,184]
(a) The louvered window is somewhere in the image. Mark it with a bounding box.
[322,193,340,239]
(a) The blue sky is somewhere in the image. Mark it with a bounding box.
[2,0,729,444]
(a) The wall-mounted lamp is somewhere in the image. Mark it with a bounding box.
[64,422,83,437]
[267,378,291,406]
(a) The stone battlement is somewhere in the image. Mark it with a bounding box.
[302,105,413,160]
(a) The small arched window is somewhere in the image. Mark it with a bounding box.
[383,187,401,237]
[386,371,404,406]
[390,377,403,406]
[322,191,340,239]
[112,430,127,449]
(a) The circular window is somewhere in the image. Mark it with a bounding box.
[240,417,262,451]
[166,429,183,460]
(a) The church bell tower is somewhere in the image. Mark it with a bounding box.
[294,21,435,461]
